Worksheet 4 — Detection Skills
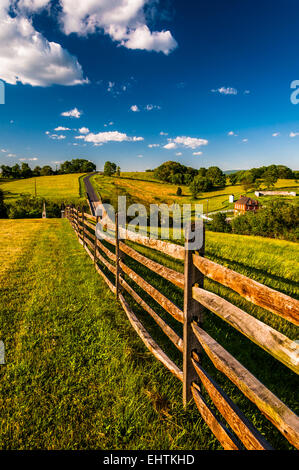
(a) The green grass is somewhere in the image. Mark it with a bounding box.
[88,225,298,450]
[0,219,222,450]
[0,173,86,204]
[0,216,298,450]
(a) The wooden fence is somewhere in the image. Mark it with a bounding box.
[65,205,299,451]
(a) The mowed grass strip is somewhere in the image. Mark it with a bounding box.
[0,219,43,278]
[0,219,221,450]
[0,174,85,202]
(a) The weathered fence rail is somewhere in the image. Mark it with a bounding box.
[65,205,299,450]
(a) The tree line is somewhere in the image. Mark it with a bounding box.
[0,159,96,179]
[227,165,298,191]
[153,161,298,198]
[154,161,227,197]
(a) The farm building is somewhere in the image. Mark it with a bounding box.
[234,196,259,214]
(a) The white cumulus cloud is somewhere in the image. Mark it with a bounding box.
[163,142,177,149]
[164,136,208,150]
[123,25,177,54]
[290,132,299,138]
[61,107,81,118]
[130,105,140,112]
[79,127,90,134]
[79,130,144,145]
[54,126,71,131]
[0,2,87,86]
[59,0,177,55]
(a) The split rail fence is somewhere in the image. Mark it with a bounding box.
[65,205,299,451]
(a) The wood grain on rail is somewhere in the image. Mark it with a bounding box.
[191,385,242,450]
[193,254,299,326]
[192,324,299,449]
[119,261,184,323]
[192,358,273,450]
[119,241,184,289]
[192,286,299,374]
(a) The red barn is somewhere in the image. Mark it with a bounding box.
[234,196,259,214]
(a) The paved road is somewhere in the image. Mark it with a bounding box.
[84,173,101,215]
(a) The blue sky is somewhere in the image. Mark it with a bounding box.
[0,0,299,171]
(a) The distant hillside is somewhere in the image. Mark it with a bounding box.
[224,169,243,175]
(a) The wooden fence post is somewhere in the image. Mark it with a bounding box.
[94,214,99,265]
[76,206,79,236]
[183,221,205,406]
[115,212,120,298]
[71,205,74,227]
[82,206,85,247]
[115,211,125,300]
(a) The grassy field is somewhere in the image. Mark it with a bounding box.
[91,173,299,214]
[0,219,223,450]
[0,218,298,449]
[0,173,86,203]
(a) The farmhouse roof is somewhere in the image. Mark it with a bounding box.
[236,196,258,205]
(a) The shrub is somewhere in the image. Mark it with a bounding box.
[231,200,299,241]
[7,195,61,219]
[189,176,213,198]
[176,187,182,196]
[209,212,232,233]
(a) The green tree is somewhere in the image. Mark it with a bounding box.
[229,173,238,185]
[21,162,33,179]
[33,166,41,177]
[241,173,255,192]
[190,176,213,195]
[198,167,207,177]
[276,165,294,179]
[209,212,232,233]
[176,187,182,196]
[60,159,96,174]
[154,161,188,183]
[206,166,226,187]
[40,165,53,176]
[263,165,279,188]
[171,173,183,185]
[1,165,12,178]
[104,161,117,176]
[11,164,21,179]
[189,176,211,198]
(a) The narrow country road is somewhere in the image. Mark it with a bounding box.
[84,173,101,215]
